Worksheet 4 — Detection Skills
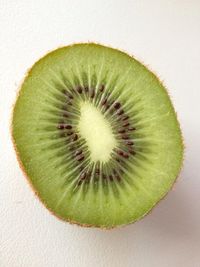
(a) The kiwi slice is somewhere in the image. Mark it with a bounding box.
[12,43,183,228]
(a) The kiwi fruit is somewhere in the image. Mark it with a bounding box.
[12,43,183,229]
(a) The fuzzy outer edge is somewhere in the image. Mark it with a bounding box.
[10,42,185,230]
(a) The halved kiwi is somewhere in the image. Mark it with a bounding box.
[12,43,183,229]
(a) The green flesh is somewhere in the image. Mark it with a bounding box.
[12,43,183,228]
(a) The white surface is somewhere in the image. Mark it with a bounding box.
[1,1,200,266]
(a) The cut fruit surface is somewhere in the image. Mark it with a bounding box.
[12,43,183,228]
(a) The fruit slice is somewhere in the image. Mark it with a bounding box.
[12,43,183,228]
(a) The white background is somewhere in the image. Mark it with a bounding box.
[1,1,200,266]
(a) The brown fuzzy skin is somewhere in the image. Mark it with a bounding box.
[10,42,184,230]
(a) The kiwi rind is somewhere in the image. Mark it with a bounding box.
[11,42,184,229]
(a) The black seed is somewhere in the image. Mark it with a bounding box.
[76,86,82,94]
[122,152,129,159]
[125,140,134,146]
[118,109,124,116]
[64,124,72,129]
[99,84,105,92]
[72,134,78,142]
[121,134,129,140]
[68,94,73,99]
[80,172,86,180]
[117,150,124,156]
[114,102,121,109]
[57,124,65,129]
[76,154,84,161]
[75,149,82,156]
[117,150,129,159]
[101,98,107,105]
[122,115,129,121]
[128,127,136,131]
[67,94,74,100]
[67,132,73,136]
[67,101,72,106]
[109,175,113,181]
[123,122,130,127]
[64,90,73,99]
[90,88,95,98]
[118,129,126,134]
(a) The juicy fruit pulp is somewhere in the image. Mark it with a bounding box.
[12,44,183,228]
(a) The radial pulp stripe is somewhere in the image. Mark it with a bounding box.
[12,43,183,228]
